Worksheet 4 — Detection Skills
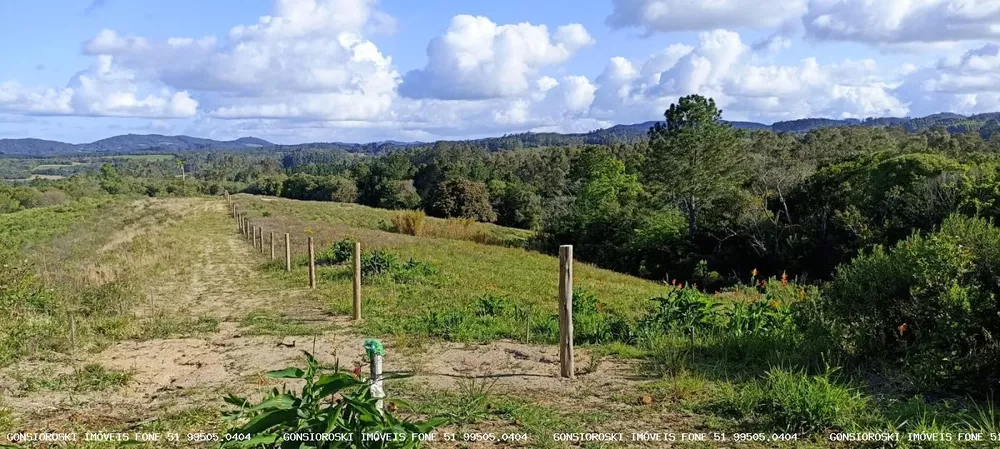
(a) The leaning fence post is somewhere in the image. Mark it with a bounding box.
[285,233,291,272]
[308,237,316,289]
[559,245,574,379]
[270,232,275,260]
[353,241,362,321]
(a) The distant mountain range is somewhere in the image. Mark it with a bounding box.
[3,112,1000,156]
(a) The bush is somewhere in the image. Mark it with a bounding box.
[315,238,355,266]
[360,250,438,285]
[279,174,356,202]
[361,250,399,279]
[392,210,426,236]
[426,178,497,222]
[724,368,866,433]
[246,176,285,196]
[824,215,1000,391]
[221,351,443,448]
[640,287,721,340]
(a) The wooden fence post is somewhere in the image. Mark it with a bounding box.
[558,245,574,379]
[69,312,77,354]
[353,241,362,321]
[270,232,275,260]
[308,237,316,289]
[285,233,291,272]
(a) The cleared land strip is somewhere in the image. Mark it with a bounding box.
[3,197,694,448]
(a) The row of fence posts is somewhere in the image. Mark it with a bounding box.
[222,192,576,379]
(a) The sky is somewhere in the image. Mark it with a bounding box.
[1,0,1000,144]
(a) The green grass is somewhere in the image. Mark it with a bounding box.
[397,380,587,449]
[32,164,75,171]
[718,367,867,434]
[240,309,330,336]
[236,194,534,247]
[237,195,668,345]
[0,196,221,365]
[102,154,175,161]
[139,313,220,340]
[234,194,1000,446]
[11,363,134,394]
[0,401,12,433]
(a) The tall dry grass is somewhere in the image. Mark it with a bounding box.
[425,217,493,244]
[391,210,426,236]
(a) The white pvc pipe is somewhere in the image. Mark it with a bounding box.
[369,354,384,413]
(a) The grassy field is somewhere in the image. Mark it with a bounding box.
[102,154,175,161]
[235,194,665,343]
[230,195,1000,448]
[2,194,997,448]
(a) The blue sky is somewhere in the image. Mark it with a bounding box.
[1,0,999,144]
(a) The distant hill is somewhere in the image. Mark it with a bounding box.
[0,134,275,156]
[2,112,1000,156]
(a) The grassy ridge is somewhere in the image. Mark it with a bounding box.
[238,194,534,247]
[236,195,667,344]
[235,195,1000,447]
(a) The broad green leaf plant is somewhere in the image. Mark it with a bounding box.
[221,351,445,448]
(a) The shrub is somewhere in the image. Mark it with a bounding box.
[360,250,438,285]
[823,215,1000,391]
[475,295,508,317]
[221,351,443,448]
[376,180,421,210]
[426,178,497,222]
[726,299,793,338]
[246,176,285,197]
[361,250,399,279]
[316,238,355,266]
[392,210,426,236]
[724,368,867,433]
[641,287,721,340]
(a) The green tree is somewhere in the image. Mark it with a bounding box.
[489,181,543,229]
[646,95,747,240]
[426,178,497,222]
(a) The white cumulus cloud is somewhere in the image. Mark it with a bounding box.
[607,0,807,33]
[399,15,594,100]
[803,0,1000,44]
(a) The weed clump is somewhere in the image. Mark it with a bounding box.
[221,351,443,447]
[315,238,355,266]
[361,249,439,285]
[720,368,867,433]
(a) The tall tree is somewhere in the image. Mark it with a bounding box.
[646,95,747,240]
